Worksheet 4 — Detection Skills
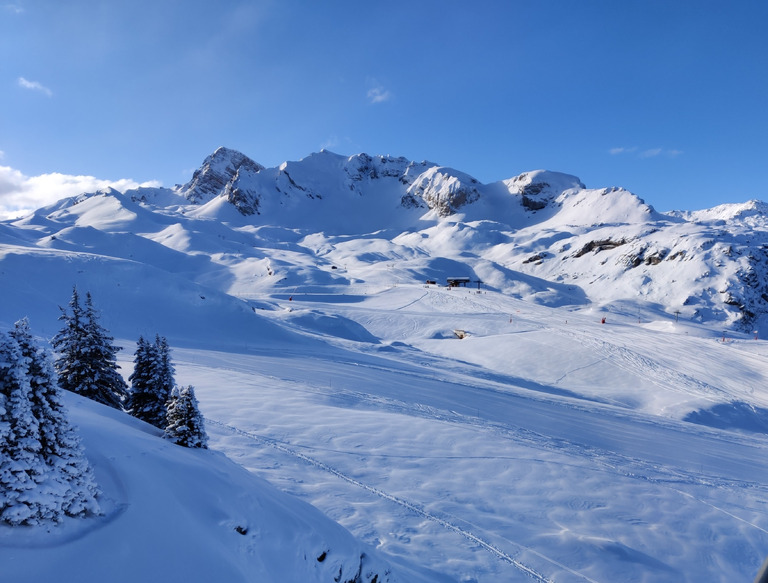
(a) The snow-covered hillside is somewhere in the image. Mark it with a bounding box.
[0,391,440,583]
[2,147,768,582]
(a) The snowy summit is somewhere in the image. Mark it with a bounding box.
[1,147,768,582]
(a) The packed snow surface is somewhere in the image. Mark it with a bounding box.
[0,391,436,583]
[2,148,768,582]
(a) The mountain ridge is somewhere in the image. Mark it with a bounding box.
[3,146,768,333]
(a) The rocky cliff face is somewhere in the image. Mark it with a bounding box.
[179,147,265,209]
[178,148,499,219]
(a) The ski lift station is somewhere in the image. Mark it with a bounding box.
[446,277,471,287]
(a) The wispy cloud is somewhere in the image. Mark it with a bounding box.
[609,147,637,156]
[610,146,683,159]
[3,4,24,14]
[320,135,357,154]
[18,77,53,97]
[367,85,392,104]
[320,135,340,151]
[0,164,161,220]
[639,148,663,159]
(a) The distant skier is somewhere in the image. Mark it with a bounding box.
[601,317,606,324]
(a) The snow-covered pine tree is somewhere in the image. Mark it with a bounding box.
[9,319,100,519]
[0,331,48,525]
[51,287,87,396]
[82,292,128,408]
[127,335,175,429]
[127,335,152,420]
[165,385,208,449]
[53,288,128,410]
[155,335,175,411]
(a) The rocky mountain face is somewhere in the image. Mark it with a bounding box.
[179,146,265,209]
[177,147,494,220]
[4,146,768,332]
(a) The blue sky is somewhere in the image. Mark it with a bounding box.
[1,0,767,216]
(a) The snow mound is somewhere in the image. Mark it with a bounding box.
[0,392,442,583]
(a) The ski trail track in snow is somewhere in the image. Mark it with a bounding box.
[194,365,768,583]
[174,287,768,581]
[185,341,768,540]
[334,286,731,408]
[551,326,729,403]
[422,286,732,403]
[208,419,598,583]
[307,376,768,536]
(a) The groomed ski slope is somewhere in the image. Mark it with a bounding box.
[157,283,768,582]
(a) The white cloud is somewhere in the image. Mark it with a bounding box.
[609,147,637,155]
[0,165,162,220]
[367,86,392,104]
[639,148,663,158]
[610,146,683,159]
[18,77,53,97]
[3,4,23,14]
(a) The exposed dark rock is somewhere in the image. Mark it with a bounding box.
[523,253,547,264]
[521,195,547,211]
[520,181,549,196]
[400,193,425,210]
[180,146,264,204]
[644,250,667,265]
[573,239,627,258]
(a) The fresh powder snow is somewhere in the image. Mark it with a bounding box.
[1,147,768,582]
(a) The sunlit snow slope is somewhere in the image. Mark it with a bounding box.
[1,147,768,582]
[0,391,442,583]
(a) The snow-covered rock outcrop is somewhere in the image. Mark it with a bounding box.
[179,147,265,212]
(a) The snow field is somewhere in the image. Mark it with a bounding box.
[4,148,768,581]
[160,285,768,582]
[1,390,435,583]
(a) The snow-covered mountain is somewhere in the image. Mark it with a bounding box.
[4,146,768,334]
[2,148,768,582]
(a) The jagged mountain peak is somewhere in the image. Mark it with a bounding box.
[179,147,494,225]
[150,147,670,235]
[178,146,264,205]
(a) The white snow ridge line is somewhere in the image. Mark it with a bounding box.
[209,420,599,583]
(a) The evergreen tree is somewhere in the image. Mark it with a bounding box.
[51,287,87,395]
[128,336,164,428]
[154,335,175,409]
[52,288,128,409]
[0,331,48,525]
[9,319,100,519]
[127,335,175,429]
[127,335,151,417]
[165,385,208,449]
